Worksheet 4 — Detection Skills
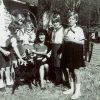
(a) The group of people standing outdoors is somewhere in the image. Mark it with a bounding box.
[48,11,85,99]
[0,7,85,100]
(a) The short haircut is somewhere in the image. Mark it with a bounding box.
[52,14,61,23]
[68,11,78,21]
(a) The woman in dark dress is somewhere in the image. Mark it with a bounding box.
[33,29,49,89]
[62,12,85,99]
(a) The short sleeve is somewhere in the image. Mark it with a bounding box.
[31,32,36,42]
[44,45,48,53]
[33,44,38,51]
[77,27,85,40]
[11,37,17,47]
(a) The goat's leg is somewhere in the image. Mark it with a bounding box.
[12,80,19,94]
[26,79,33,89]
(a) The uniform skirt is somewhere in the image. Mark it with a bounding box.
[61,42,85,71]
[0,48,11,68]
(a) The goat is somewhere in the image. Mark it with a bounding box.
[12,52,38,94]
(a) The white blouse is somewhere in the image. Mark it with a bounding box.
[0,30,10,47]
[64,25,85,44]
[22,31,36,45]
[51,26,64,44]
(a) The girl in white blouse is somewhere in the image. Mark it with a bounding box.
[62,12,85,99]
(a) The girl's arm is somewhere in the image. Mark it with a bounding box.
[47,50,52,58]
[11,37,26,64]
[0,47,10,56]
[33,50,47,56]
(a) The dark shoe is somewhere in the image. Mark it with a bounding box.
[54,81,62,87]
[41,87,46,90]
[62,81,71,88]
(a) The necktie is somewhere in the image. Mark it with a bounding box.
[52,26,62,42]
[52,29,56,41]
[67,27,75,34]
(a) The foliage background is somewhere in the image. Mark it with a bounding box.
[19,0,100,27]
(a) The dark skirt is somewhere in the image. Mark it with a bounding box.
[0,48,11,68]
[35,59,48,68]
[33,57,48,77]
[10,49,17,61]
[51,44,62,68]
[61,42,85,71]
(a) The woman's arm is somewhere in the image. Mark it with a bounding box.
[33,49,47,56]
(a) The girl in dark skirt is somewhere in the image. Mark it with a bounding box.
[8,13,27,85]
[8,13,27,65]
[62,12,85,99]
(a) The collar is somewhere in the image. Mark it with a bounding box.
[54,25,62,32]
[68,24,77,34]
[38,42,44,46]
[71,24,77,29]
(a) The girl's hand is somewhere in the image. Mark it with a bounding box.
[47,51,52,58]
[59,53,62,59]
[19,58,27,66]
[32,49,36,53]
[64,35,75,41]
[2,50,10,56]
[42,58,47,62]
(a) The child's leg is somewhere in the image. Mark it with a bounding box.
[5,67,10,79]
[5,66,13,85]
[44,64,49,81]
[62,68,70,87]
[0,68,5,80]
[0,68,5,88]
[0,53,5,88]
[71,69,81,99]
[11,60,18,80]
[63,70,75,94]
[11,64,15,80]
[54,67,62,85]
[39,65,45,88]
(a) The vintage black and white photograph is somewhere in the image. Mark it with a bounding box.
[0,0,100,100]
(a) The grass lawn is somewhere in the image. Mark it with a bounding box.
[0,62,100,100]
